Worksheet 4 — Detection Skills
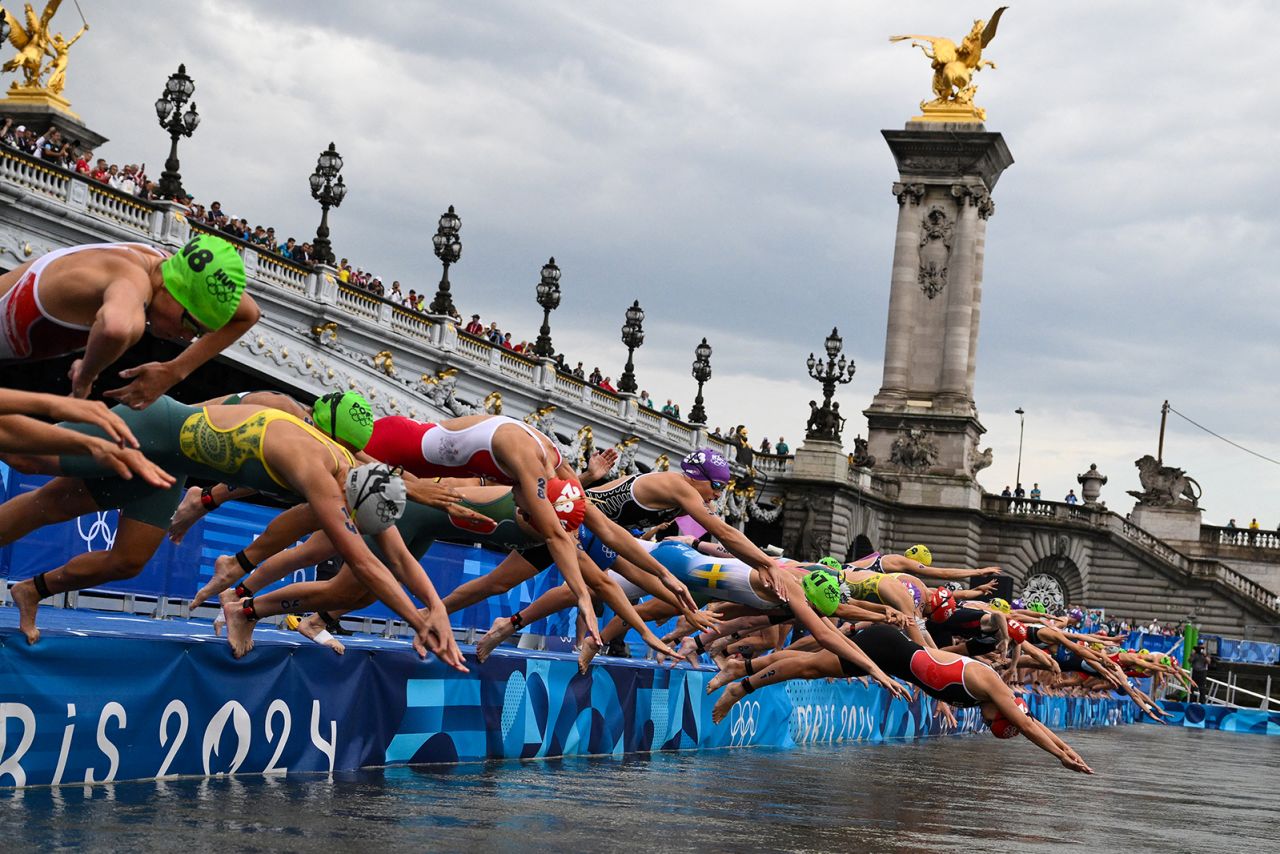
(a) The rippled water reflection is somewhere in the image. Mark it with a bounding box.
[1,726,1273,852]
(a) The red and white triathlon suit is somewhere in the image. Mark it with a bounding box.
[0,242,165,361]
[364,415,563,484]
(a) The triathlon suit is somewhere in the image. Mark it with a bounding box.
[364,415,562,484]
[368,490,541,563]
[927,606,987,645]
[842,624,985,707]
[0,242,164,361]
[648,540,781,611]
[587,473,683,531]
[57,397,352,527]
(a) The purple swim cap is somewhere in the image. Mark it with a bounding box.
[681,448,731,484]
[1068,607,1084,622]
[1012,597,1026,611]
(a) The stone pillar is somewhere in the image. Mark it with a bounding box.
[863,122,1012,508]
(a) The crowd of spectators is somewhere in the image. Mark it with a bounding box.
[1,120,763,433]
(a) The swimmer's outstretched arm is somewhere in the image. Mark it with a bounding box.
[0,414,173,487]
[969,666,1093,774]
[879,554,1000,579]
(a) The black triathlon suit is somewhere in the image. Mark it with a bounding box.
[520,473,683,568]
[837,624,982,707]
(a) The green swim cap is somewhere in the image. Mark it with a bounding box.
[818,556,842,571]
[162,234,246,331]
[312,390,374,451]
[1029,601,1047,614]
[802,568,842,617]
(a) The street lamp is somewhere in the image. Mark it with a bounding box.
[0,11,11,44]
[804,326,857,441]
[533,256,561,358]
[308,142,347,266]
[1014,407,1026,490]
[618,300,645,395]
[429,205,462,316]
[154,64,200,200]
[689,337,713,425]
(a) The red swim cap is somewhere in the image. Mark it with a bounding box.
[546,478,587,532]
[1007,618,1028,645]
[990,696,1030,739]
[927,587,955,623]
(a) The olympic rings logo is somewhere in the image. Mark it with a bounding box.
[729,700,760,745]
[77,511,117,552]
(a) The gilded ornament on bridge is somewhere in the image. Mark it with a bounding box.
[310,321,338,344]
[890,7,1007,122]
[654,453,670,472]
[2,0,88,110]
[372,350,395,376]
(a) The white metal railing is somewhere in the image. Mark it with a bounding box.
[456,333,493,365]
[0,147,70,201]
[1204,674,1278,710]
[588,386,625,417]
[496,348,538,382]
[336,284,380,320]
[86,184,152,232]
[389,307,434,342]
[256,252,310,295]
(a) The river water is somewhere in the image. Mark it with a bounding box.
[1,726,1272,852]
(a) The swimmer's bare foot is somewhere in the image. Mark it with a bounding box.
[213,587,240,636]
[711,680,747,724]
[673,635,699,664]
[706,658,746,695]
[578,636,601,674]
[167,486,205,545]
[476,616,516,664]
[222,598,256,659]
[297,612,345,655]
[12,579,42,645]
[191,552,245,610]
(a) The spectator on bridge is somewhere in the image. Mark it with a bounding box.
[501,333,514,350]
[1030,483,1042,501]
[662,399,676,416]
[1001,485,1012,498]
[598,376,616,393]
[776,437,790,455]
[389,281,403,303]
[296,242,314,264]
[759,436,772,454]
[464,314,483,335]
[671,402,682,419]
[572,362,585,380]
[73,148,92,175]
[1191,643,1211,703]
[1064,489,1078,504]
[486,323,504,345]
[1249,518,1260,530]
[513,340,530,354]
[1014,483,1026,499]
[1226,518,1237,529]
[588,367,604,385]
[278,237,297,259]
[338,259,351,282]
[90,157,108,182]
[639,390,654,408]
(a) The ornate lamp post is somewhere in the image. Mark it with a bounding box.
[307,142,347,266]
[1014,406,1026,489]
[428,205,462,316]
[804,326,857,442]
[533,257,561,358]
[154,64,200,200]
[0,13,10,43]
[617,300,645,395]
[689,337,712,425]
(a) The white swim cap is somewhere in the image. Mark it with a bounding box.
[344,463,406,535]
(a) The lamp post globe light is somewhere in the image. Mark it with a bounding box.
[804,326,856,442]
[308,142,347,266]
[618,299,645,395]
[533,256,561,358]
[429,205,462,316]
[689,337,713,425]
[154,63,200,200]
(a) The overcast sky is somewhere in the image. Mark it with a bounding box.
[57,1,1277,524]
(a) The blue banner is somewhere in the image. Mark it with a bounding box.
[1153,701,1280,735]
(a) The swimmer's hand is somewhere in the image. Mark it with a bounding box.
[414,606,468,672]
[661,574,702,617]
[935,701,958,730]
[583,448,618,483]
[885,608,913,629]
[976,566,1002,577]
[34,395,140,448]
[105,361,181,410]
[403,475,494,525]
[1061,751,1094,775]
[681,605,720,634]
[88,439,176,488]
[873,669,911,701]
[760,561,788,603]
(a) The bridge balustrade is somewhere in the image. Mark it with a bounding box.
[1202,525,1280,551]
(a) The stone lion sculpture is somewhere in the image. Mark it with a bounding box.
[1127,455,1201,507]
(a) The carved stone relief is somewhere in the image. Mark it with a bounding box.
[918,207,953,299]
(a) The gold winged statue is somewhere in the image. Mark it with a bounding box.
[890,6,1007,122]
[2,0,64,90]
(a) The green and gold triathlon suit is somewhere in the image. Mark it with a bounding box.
[57,395,352,527]
[367,489,542,563]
